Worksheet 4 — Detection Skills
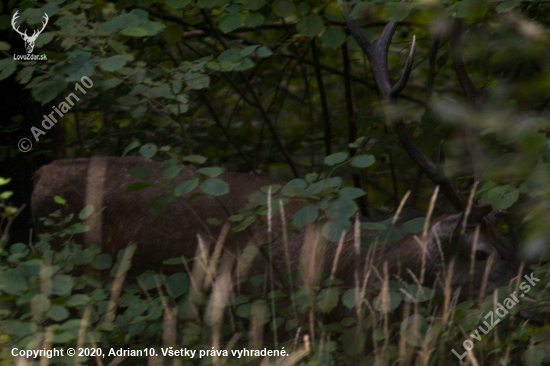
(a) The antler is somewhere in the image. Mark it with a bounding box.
[34,13,49,38]
[340,1,492,219]
[11,11,27,37]
[11,11,48,39]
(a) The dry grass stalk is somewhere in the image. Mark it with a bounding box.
[75,306,92,366]
[104,244,136,324]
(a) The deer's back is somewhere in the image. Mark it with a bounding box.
[31,157,299,273]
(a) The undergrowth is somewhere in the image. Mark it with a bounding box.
[1,177,550,366]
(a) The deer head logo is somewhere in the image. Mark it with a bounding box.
[11,11,48,54]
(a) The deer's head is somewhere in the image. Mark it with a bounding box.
[11,11,48,54]
[338,1,521,299]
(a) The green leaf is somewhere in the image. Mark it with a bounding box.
[322,219,351,242]
[66,294,90,307]
[1,191,13,199]
[219,14,242,33]
[0,270,28,295]
[196,167,224,177]
[496,1,519,13]
[401,217,425,233]
[1,321,36,337]
[296,14,324,37]
[167,273,188,298]
[52,275,74,296]
[0,58,16,81]
[92,254,112,270]
[48,305,69,321]
[401,284,435,302]
[236,303,252,318]
[122,141,141,157]
[351,154,375,168]
[487,186,519,210]
[200,179,230,196]
[166,0,192,9]
[339,187,366,200]
[121,27,149,37]
[273,0,295,17]
[327,197,358,221]
[31,77,68,104]
[317,287,339,313]
[63,51,95,82]
[522,346,545,366]
[0,41,10,50]
[245,0,266,10]
[183,155,207,164]
[31,294,50,315]
[162,165,182,179]
[257,46,273,58]
[233,216,255,232]
[175,178,199,196]
[148,193,176,216]
[324,152,349,166]
[374,291,403,312]
[184,72,210,90]
[322,27,346,48]
[139,143,158,158]
[197,0,218,8]
[342,288,361,309]
[54,196,67,205]
[292,206,319,228]
[384,2,414,22]
[102,78,123,90]
[244,13,264,27]
[78,205,95,220]
[130,167,154,180]
[241,45,259,57]
[400,315,429,347]
[99,56,127,72]
[349,136,366,149]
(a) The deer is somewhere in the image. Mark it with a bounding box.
[11,11,49,54]
[31,5,522,307]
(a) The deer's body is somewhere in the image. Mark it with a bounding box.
[30,4,523,302]
[32,157,518,299]
[32,157,302,274]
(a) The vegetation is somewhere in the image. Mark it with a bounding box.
[1,0,550,364]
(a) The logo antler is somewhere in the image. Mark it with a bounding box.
[11,10,49,54]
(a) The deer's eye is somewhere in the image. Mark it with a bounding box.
[475,250,490,261]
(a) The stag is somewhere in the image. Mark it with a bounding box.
[11,11,48,54]
[31,7,520,302]
[32,155,518,302]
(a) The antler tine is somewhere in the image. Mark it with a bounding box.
[338,0,373,55]
[341,0,494,216]
[40,13,49,32]
[11,11,25,36]
[31,13,49,38]
[450,19,478,107]
[11,10,19,27]
[391,35,416,96]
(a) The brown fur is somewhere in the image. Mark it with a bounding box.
[31,157,519,298]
